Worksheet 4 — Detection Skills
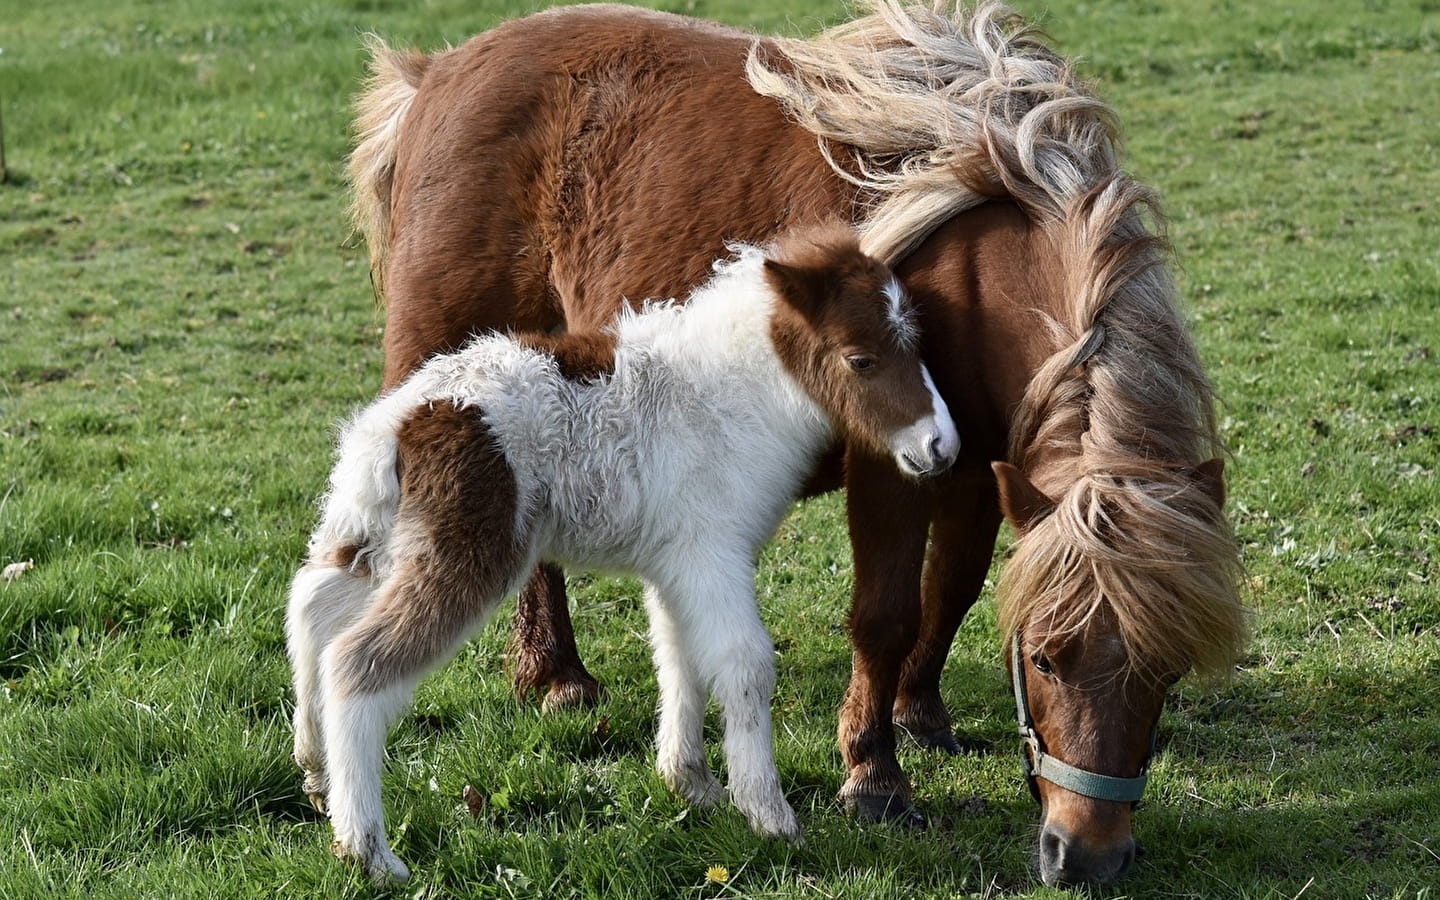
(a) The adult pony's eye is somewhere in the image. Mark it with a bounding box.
[1031,653,1054,676]
[846,354,876,372]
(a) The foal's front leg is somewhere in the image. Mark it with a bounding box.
[652,564,800,842]
[645,583,724,808]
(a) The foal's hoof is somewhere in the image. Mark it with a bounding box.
[306,792,329,816]
[745,802,804,845]
[843,792,927,829]
[540,676,606,713]
[332,838,410,884]
[661,760,726,809]
[300,772,329,815]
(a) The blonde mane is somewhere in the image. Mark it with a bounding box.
[749,0,1247,679]
[747,0,1119,262]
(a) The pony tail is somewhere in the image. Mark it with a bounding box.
[347,35,432,300]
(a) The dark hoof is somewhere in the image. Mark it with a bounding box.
[541,677,606,712]
[843,792,927,829]
[905,726,965,755]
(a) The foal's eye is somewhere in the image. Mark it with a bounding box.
[1031,653,1054,676]
[846,354,876,372]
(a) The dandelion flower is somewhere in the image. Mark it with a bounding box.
[705,865,729,884]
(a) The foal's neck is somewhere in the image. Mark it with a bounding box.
[607,255,828,441]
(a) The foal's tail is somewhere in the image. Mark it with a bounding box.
[310,388,421,571]
[347,35,432,298]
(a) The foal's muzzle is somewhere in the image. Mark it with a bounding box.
[892,372,960,478]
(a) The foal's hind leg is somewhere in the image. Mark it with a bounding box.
[286,550,375,812]
[320,559,515,883]
[320,399,530,882]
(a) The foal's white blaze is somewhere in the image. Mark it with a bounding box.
[891,365,961,478]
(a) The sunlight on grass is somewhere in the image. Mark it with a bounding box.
[2,0,1437,897]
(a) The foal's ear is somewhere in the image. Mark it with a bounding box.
[992,462,1056,534]
[764,258,825,318]
[1192,457,1226,508]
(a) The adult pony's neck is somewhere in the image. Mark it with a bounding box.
[753,0,1246,680]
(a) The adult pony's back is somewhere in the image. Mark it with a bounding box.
[346,1,1247,886]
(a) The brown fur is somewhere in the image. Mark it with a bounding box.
[331,401,524,696]
[514,330,618,382]
[763,225,936,463]
[346,3,1245,877]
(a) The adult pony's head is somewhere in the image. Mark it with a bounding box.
[983,185,1249,885]
[764,225,959,479]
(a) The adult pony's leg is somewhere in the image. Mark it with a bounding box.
[893,468,1003,751]
[286,554,375,813]
[643,582,724,808]
[507,563,604,710]
[837,447,934,823]
[650,563,800,841]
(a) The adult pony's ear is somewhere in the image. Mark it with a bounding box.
[992,461,1055,535]
[1192,457,1226,508]
[764,257,825,320]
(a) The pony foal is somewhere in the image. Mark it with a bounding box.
[286,226,959,881]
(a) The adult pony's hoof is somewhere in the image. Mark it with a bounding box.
[900,725,990,756]
[904,726,965,755]
[539,675,606,712]
[842,790,927,828]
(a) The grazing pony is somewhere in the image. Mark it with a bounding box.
[287,227,960,881]
[346,0,1249,885]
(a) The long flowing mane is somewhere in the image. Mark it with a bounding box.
[750,0,1247,679]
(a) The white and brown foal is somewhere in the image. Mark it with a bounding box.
[286,224,959,881]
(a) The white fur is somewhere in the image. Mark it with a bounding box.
[287,245,956,880]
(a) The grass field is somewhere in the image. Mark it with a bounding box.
[2,0,1437,897]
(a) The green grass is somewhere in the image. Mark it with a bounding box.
[2,0,1437,897]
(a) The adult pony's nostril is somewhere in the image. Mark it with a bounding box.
[1039,823,1136,886]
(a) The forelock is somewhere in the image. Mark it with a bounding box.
[882,275,919,349]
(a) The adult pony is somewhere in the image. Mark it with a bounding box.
[347,0,1248,885]
[289,227,960,880]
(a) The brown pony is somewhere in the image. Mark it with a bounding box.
[345,0,1248,886]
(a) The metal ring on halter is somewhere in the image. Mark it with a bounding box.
[1011,633,1156,806]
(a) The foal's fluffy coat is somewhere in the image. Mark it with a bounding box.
[287,231,958,881]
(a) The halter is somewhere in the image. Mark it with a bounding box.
[1010,633,1157,806]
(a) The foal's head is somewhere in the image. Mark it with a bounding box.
[764,225,959,478]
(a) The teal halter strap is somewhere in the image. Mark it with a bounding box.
[1011,633,1155,806]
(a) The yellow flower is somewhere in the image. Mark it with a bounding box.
[705,865,729,884]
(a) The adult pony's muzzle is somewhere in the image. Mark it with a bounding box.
[1039,820,1137,886]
